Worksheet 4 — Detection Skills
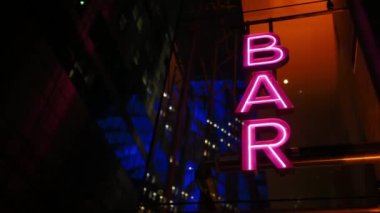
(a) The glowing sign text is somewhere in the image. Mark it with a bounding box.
[235,71,294,114]
[243,33,288,70]
[238,32,293,171]
[242,118,292,171]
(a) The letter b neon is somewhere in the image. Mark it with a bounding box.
[243,33,288,70]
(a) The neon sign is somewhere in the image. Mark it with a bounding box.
[243,33,288,70]
[235,71,294,114]
[238,33,294,171]
[242,118,292,170]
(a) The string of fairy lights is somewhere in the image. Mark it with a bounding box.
[139,92,241,212]
[139,175,239,212]
[139,172,195,212]
[139,173,238,212]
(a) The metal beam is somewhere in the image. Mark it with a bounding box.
[245,8,347,26]
[205,143,380,171]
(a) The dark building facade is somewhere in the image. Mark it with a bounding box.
[2,0,380,212]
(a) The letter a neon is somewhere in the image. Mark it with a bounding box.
[235,71,293,114]
[242,118,293,171]
[243,33,288,70]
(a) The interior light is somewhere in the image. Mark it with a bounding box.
[283,79,289,84]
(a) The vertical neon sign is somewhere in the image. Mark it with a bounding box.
[238,33,294,171]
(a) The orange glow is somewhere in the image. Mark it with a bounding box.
[342,155,380,162]
[296,207,380,213]
[295,154,380,166]
[242,0,327,24]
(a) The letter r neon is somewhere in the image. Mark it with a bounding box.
[242,118,293,171]
[243,33,288,70]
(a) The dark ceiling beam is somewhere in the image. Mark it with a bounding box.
[245,8,347,26]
